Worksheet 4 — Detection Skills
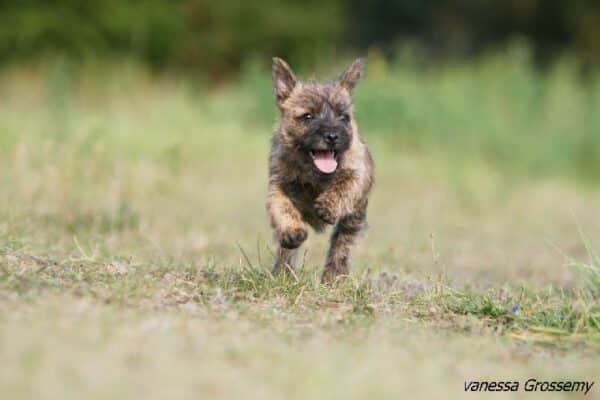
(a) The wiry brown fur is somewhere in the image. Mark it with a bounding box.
[267,57,374,283]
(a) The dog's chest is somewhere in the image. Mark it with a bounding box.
[283,180,328,232]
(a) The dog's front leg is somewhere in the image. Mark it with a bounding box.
[314,171,364,225]
[267,184,308,275]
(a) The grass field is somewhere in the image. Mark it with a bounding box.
[1,56,599,399]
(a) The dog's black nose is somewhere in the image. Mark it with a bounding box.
[325,132,339,143]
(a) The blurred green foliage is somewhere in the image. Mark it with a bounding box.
[348,0,600,64]
[1,48,599,182]
[0,0,345,76]
[1,1,598,182]
[0,1,598,77]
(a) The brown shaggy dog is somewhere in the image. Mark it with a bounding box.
[267,57,374,283]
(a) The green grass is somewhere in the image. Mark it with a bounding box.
[1,56,599,399]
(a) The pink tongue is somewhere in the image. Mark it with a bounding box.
[313,151,337,173]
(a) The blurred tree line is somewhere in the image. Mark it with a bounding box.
[0,0,598,77]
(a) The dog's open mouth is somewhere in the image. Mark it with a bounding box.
[309,150,337,174]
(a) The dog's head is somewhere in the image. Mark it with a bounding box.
[272,57,365,176]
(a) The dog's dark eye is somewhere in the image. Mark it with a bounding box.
[297,113,313,122]
[340,113,351,123]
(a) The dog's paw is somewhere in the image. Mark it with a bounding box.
[314,199,337,225]
[321,264,349,284]
[280,228,307,249]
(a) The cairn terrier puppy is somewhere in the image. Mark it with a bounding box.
[267,57,374,283]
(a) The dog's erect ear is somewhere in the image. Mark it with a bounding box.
[272,57,298,105]
[338,58,365,93]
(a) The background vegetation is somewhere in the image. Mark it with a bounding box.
[2,0,598,181]
[1,0,599,75]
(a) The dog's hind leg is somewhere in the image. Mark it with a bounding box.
[321,204,367,283]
